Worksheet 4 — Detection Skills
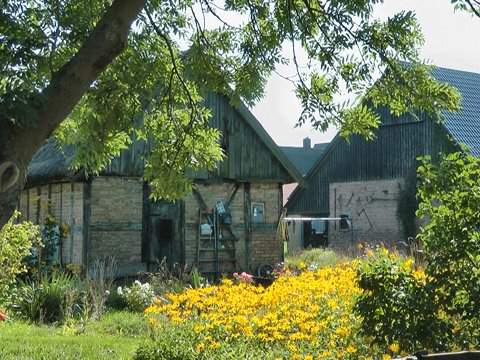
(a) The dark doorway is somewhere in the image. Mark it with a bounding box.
[303,220,328,248]
[149,217,174,264]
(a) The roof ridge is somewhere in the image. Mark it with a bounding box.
[432,64,480,78]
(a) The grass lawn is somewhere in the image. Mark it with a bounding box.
[0,312,149,360]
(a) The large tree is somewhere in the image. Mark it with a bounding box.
[0,0,460,229]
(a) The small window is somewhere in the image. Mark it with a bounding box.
[252,202,265,224]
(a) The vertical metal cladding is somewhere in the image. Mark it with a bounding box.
[287,110,456,215]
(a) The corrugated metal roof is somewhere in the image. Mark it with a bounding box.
[432,66,480,156]
[280,143,329,177]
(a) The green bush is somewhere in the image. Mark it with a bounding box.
[14,272,80,324]
[117,280,155,312]
[355,249,450,354]
[0,211,41,301]
[147,260,193,295]
[106,289,128,311]
[417,152,480,329]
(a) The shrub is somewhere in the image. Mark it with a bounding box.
[355,248,450,354]
[117,280,155,312]
[417,152,480,330]
[14,272,80,324]
[135,321,281,360]
[105,289,128,311]
[146,259,193,295]
[0,211,41,301]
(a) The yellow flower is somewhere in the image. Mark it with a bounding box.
[144,262,368,356]
[346,345,357,353]
[402,258,414,270]
[383,355,392,360]
[388,343,400,353]
[196,343,205,352]
[413,270,427,284]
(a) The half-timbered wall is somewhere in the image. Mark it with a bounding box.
[19,182,84,265]
[183,182,283,273]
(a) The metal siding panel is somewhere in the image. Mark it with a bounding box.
[289,112,432,214]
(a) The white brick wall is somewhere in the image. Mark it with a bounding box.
[329,179,405,250]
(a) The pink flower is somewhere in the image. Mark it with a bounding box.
[233,272,254,283]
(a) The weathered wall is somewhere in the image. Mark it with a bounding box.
[89,176,145,275]
[19,182,84,265]
[285,216,303,255]
[329,179,405,250]
[249,183,283,269]
[183,182,283,273]
[184,182,246,272]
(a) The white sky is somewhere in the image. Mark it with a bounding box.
[250,0,480,147]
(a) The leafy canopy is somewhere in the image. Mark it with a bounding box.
[1,0,460,200]
[417,152,480,325]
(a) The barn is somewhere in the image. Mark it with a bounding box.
[19,92,302,276]
[286,66,480,250]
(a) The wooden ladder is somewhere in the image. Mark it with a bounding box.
[196,208,237,278]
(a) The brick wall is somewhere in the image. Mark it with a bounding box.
[249,183,283,270]
[183,182,283,273]
[19,182,84,265]
[89,176,145,274]
[329,179,405,250]
[184,183,247,271]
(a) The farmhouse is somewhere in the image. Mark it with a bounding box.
[286,66,480,250]
[19,92,302,276]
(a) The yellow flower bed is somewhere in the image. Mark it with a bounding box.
[145,264,377,359]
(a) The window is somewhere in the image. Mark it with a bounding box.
[252,202,265,224]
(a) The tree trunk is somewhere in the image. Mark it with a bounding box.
[0,0,146,229]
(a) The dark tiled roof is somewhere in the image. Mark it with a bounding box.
[432,66,480,156]
[280,143,329,176]
[27,139,81,185]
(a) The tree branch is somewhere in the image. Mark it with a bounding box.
[465,0,480,17]
[12,0,146,165]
